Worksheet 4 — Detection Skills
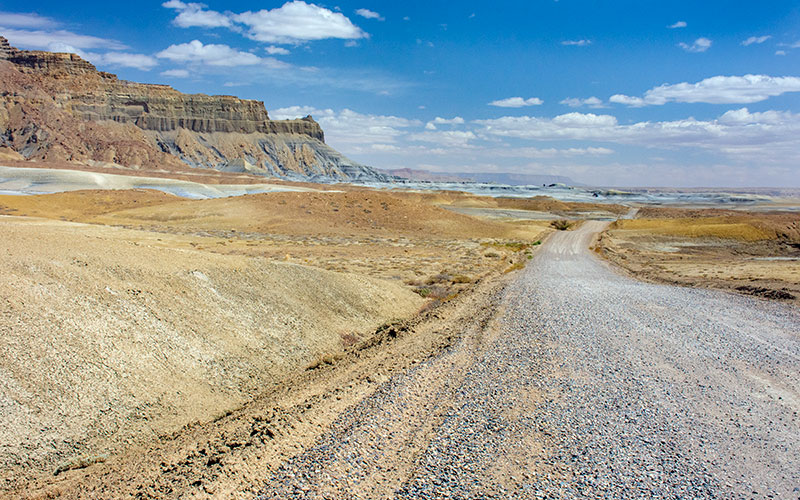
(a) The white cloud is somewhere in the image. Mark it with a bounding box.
[1,27,127,50]
[609,94,645,106]
[667,21,687,29]
[0,12,57,29]
[741,35,771,46]
[265,45,290,55]
[717,108,796,125]
[489,97,544,108]
[355,8,384,21]
[97,52,158,71]
[560,96,606,108]
[562,39,591,46]
[408,130,477,147]
[424,117,465,130]
[161,68,190,77]
[552,112,618,128]
[234,1,367,44]
[162,0,233,28]
[492,146,614,158]
[271,106,421,144]
[432,116,465,125]
[473,109,800,160]
[156,40,282,67]
[610,74,800,106]
[776,50,787,56]
[679,37,712,53]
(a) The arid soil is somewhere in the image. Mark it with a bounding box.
[0,187,549,494]
[23,221,797,499]
[597,208,800,303]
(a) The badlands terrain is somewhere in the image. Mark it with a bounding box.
[0,172,798,498]
[0,35,798,500]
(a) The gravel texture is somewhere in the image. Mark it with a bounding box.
[258,221,800,499]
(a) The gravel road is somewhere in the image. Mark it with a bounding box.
[259,221,800,499]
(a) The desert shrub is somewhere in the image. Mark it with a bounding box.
[426,273,452,285]
[551,219,572,231]
[504,262,525,273]
[484,251,500,258]
[452,274,472,284]
[414,285,452,300]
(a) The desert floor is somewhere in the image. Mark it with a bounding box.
[1,182,797,498]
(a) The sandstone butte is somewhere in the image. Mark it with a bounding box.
[0,36,390,182]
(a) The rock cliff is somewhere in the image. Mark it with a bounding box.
[0,36,389,182]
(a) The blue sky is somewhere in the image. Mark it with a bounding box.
[1,1,799,186]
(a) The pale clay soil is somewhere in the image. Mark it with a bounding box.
[1,190,798,498]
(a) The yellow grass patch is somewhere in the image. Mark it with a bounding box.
[614,218,772,241]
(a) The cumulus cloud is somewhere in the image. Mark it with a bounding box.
[560,96,606,108]
[355,8,384,21]
[1,27,127,50]
[424,116,465,130]
[610,74,800,106]
[97,52,158,70]
[161,68,190,77]
[271,106,421,144]
[162,0,232,28]
[433,116,465,125]
[679,37,712,53]
[717,108,796,125]
[489,97,543,108]
[0,11,57,28]
[265,45,290,55]
[234,2,367,44]
[473,109,800,158]
[667,21,687,29]
[160,1,367,45]
[741,35,771,46]
[156,40,285,67]
[561,39,591,46]
[408,130,477,147]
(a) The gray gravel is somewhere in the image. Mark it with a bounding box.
[258,221,800,499]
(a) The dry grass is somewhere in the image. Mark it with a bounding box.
[599,211,800,303]
[612,218,772,241]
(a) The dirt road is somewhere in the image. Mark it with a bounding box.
[258,221,800,499]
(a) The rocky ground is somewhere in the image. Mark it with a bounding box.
[0,187,547,495]
[255,222,799,499]
[3,190,798,498]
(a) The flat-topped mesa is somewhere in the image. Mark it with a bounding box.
[70,87,325,140]
[0,35,390,181]
[0,36,13,59]
[0,36,324,140]
[0,36,97,76]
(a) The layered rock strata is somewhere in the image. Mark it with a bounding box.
[0,36,388,181]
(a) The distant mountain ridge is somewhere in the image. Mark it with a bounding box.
[383,168,579,186]
[0,36,390,182]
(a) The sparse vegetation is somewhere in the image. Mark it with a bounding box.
[503,262,526,273]
[551,219,573,231]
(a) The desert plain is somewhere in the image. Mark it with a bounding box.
[0,163,798,498]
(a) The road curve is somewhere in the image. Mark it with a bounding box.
[259,221,800,499]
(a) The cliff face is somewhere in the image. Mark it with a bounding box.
[0,36,388,182]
